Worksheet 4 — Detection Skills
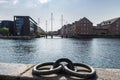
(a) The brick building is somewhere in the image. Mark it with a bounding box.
[93,26,108,35]
[95,17,120,35]
[60,25,69,37]
[75,17,93,35]
[60,17,93,37]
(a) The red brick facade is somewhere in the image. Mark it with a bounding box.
[95,17,120,35]
[60,17,120,37]
[60,17,93,37]
[75,17,93,35]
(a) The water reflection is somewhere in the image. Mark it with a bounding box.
[13,41,35,54]
[11,40,37,63]
[0,37,120,69]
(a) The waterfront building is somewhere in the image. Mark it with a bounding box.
[60,24,72,37]
[66,24,72,37]
[14,16,38,36]
[60,25,67,37]
[74,17,93,35]
[0,20,14,36]
[0,23,1,28]
[71,22,76,36]
[96,17,120,35]
[60,17,93,37]
[93,26,108,35]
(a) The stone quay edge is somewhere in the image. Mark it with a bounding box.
[0,62,120,80]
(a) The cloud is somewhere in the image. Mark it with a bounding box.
[0,0,18,4]
[0,0,8,4]
[0,0,50,6]
[39,0,50,4]
[13,0,19,5]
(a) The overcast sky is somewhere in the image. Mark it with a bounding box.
[0,0,120,31]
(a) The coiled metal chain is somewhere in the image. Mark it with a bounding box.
[32,58,96,79]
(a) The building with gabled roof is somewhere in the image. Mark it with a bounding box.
[75,17,93,35]
[60,17,93,37]
[100,17,119,26]
[96,17,120,35]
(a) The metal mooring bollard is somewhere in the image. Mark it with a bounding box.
[32,58,96,79]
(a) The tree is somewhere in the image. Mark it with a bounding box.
[35,30,45,35]
[0,27,9,36]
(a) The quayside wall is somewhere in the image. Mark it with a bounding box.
[0,62,120,80]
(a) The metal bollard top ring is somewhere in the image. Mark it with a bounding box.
[53,58,75,71]
[64,63,96,78]
[32,62,62,75]
[32,58,96,79]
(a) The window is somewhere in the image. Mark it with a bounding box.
[15,17,24,35]
[84,24,86,27]
[116,24,119,27]
[116,22,119,27]
[16,18,24,21]
[84,20,86,23]
[116,27,119,30]
[116,31,119,34]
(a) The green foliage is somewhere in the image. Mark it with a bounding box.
[0,27,9,36]
[35,30,45,35]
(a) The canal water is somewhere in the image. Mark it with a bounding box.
[0,37,120,69]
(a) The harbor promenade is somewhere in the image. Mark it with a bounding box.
[0,62,120,80]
